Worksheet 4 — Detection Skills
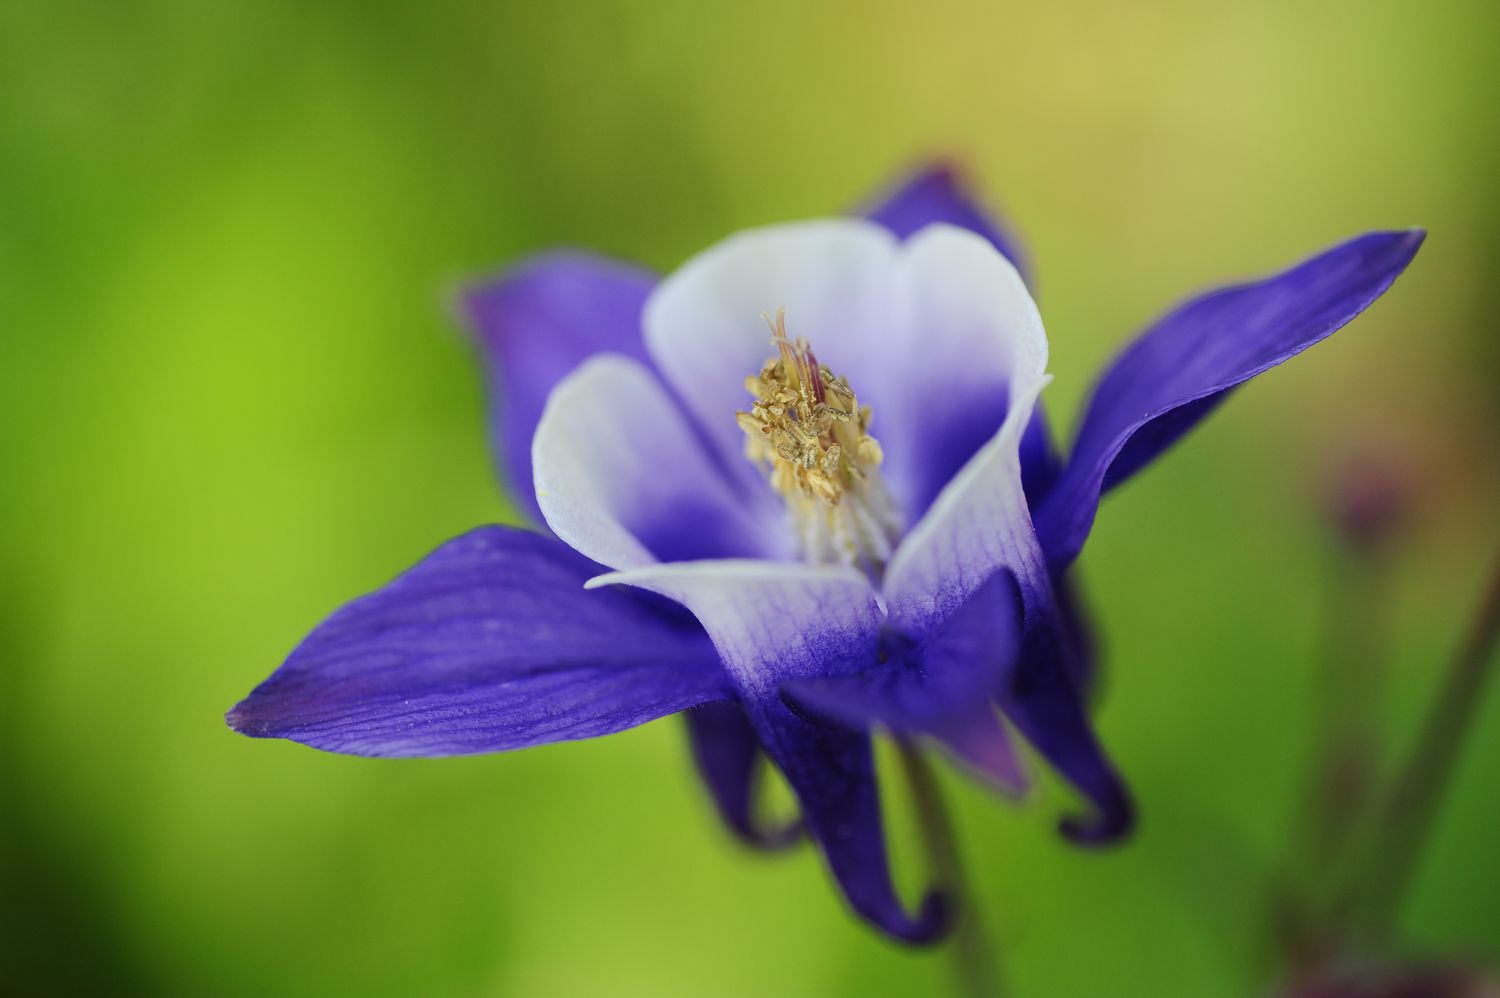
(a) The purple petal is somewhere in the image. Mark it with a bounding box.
[1054,570,1100,692]
[938,702,1028,794]
[786,570,1028,793]
[226,527,729,757]
[1001,607,1133,843]
[862,162,1030,284]
[683,701,799,850]
[1036,230,1425,571]
[750,699,948,943]
[591,561,944,942]
[1019,401,1063,506]
[462,253,656,522]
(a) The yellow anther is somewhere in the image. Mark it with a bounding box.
[736,309,900,573]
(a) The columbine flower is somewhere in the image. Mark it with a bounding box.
[227,165,1423,943]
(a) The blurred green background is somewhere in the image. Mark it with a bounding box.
[2,1,1498,995]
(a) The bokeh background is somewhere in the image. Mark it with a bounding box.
[2,1,1498,995]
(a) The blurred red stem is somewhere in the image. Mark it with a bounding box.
[1362,543,1500,932]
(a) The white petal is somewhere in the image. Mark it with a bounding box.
[532,354,776,572]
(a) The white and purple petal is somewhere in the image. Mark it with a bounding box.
[532,354,780,571]
[587,561,882,692]
[884,224,1047,520]
[226,527,729,757]
[644,219,1037,528]
[881,313,1048,632]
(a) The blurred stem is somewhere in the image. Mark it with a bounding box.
[1270,542,1393,962]
[1358,543,1500,935]
[895,740,1001,998]
[1311,551,1390,863]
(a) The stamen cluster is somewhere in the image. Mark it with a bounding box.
[736,309,899,572]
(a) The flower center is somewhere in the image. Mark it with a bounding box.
[736,308,901,576]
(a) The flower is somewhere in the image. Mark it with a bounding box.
[227,165,1423,943]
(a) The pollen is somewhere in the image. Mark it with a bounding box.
[737,309,900,574]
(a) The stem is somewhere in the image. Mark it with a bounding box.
[1358,543,1500,934]
[1269,542,1393,964]
[895,740,1001,998]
